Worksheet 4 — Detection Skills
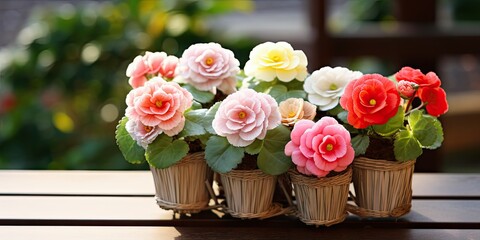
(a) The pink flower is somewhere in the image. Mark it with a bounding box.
[212,89,281,147]
[397,80,417,99]
[144,51,167,74]
[126,119,162,149]
[178,43,240,94]
[125,77,193,136]
[159,55,179,79]
[126,55,149,78]
[128,76,148,89]
[126,52,171,88]
[284,117,355,178]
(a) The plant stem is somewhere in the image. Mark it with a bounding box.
[405,102,425,116]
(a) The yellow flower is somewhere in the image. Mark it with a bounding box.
[279,98,316,126]
[244,41,308,82]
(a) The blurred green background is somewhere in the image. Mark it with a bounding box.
[1,0,479,171]
[0,0,257,169]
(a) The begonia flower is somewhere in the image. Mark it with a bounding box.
[177,42,240,94]
[279,98,316,126]
[340,74,401,129]
[125,77,193,136]
[212,89,281,147]
[285,117,354,177]
[244,41,308,82]
[304,66,362,111]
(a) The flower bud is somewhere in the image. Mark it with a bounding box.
[397,80,417,99]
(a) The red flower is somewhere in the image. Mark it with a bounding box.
[340,74,401,129]
[395,67,440,88]
[419,86,448,117]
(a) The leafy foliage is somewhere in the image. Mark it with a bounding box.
[146,135,189,169]
[257,125,292,175]
[115,117,145,164]
[205,136,244,173]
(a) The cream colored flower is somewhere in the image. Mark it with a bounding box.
[244,41,308,82]
[279,98,316,126]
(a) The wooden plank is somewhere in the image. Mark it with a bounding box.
[0,226,479,240]
[412,173,480,199]
[0,170,154,196]
[0,196,478,228]
[1,171,479,198]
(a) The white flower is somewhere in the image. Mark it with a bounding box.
[304,66,362,111]
[126,119,162,149]
[244,41,308,82]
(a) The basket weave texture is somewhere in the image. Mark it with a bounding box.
[289,167,352,226]
[150,152,213,214]
[347,157,415,218]
[220,169,283,219]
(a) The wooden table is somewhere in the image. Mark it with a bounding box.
[0,170,479,239]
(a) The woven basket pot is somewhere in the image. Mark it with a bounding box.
[289,167,352,226]
[150,152,213,214]
[348,157,416,218]
[220,169,281,219]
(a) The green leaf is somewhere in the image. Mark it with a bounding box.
[283,79,305,91]
[337,111,348,124]
[285,90,307,100]
[268,85,288,101]
[257,125,292,175]
[201,102,221,134]
[373,106,404,136]
[408,110,443,149]
[351,135,369,156]
[426,116,444,149]
[252,79,275,93]
[394,129,422,161]
[115,117,145,164]
[205,136,244,173]
[179,109,207,137]
[328,104,344,116]
[145,134,189,169]
[245,139,263,155]
[183,84,214,104]
[267,85,306,103]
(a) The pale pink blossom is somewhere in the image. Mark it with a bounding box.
[125,77,193,136]
[177,42,240,94]
[126,119,162,149]
[144,51,167,74]
[126,52,171,88]
[285,117,354,178]
[212,89,281,147]
[126,55,149,79]
[397,80,417,99]
[159,55,179,79]
[128,76,148,89]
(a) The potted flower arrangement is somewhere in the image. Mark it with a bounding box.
[203,41,309,219]
[338,67,449,218]
[115,42,241,214]
[282,66,361,226]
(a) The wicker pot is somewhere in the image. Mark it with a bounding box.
[220,169,281,219]
[289,167,352,226]
[150,152,213,214]
[348,157,416,218]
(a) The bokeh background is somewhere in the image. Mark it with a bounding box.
[1,0,479,172]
